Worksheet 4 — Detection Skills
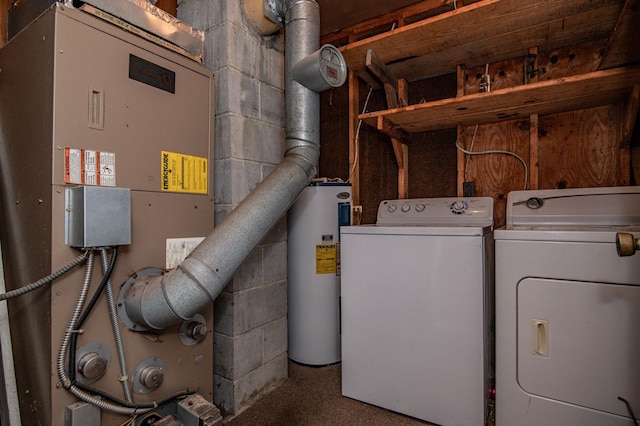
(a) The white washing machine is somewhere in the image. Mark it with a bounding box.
[340,197,494,426]
[495,186,640,426]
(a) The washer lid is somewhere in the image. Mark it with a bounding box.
[505,186,640,227]
[376,197,494,227]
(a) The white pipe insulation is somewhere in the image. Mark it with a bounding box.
[124,0,324,330]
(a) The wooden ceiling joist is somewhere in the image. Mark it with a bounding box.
[599,0,640,70]
[320,0,462,45]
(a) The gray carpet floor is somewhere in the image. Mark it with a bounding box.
[224,360,432,425]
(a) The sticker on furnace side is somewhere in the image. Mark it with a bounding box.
[161,151,208,194]
[166,237,205,269]
[316,244,337,275]
[65,148,116,186]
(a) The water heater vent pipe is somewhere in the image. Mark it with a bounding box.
[124,0,334,330]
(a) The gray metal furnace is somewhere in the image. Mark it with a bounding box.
[0,4,215,425]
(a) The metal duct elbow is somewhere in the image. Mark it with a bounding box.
[122,0,329,330]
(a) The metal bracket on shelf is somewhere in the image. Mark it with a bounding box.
[524,53,539,84]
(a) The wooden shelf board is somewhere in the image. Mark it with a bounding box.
[340,0,624,82]
[360,65,640,133]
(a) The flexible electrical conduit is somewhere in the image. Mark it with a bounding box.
[57,251,151,416]
[124,0,323,330]
[0,253,87,301]
[100,248,132,403]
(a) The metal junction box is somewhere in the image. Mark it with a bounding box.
[0,4,215,425]
[65,186,132,248]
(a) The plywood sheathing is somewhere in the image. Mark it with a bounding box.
[457,43,632,227]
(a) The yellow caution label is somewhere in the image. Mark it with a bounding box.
[316,244,337,275]
[161,151,208,194]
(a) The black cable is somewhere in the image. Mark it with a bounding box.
[66,248,197,412]
[619,396,638,426]
[68,246,118,384]
[63,248,203,413]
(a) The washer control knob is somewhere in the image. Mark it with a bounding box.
[525,197,544,209]
[415,203,425,212]
[401,204,411,212]
[139,366,164,390]
[77,352,108,380]
[450,200,468,214]
[387,204,397,213]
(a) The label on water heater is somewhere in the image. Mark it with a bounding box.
[316,244,337,275]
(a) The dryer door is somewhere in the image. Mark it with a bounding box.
[517,278,640,418]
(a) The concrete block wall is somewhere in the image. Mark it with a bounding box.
[177,0,288,416]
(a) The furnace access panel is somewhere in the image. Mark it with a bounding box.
[0,4,214,425]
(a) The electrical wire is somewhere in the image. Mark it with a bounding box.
[348,87,374,184]
[619,396,639,426]
[68,246,118,384]
[100,247,132,402]
[57,250,155,416]
[74,381,194,409]
[463,123,480,181]
[57,251,95,391]
[0,252,88,301]
[458,64,528,191]
[457,124,529,191]
[64,247,196,413]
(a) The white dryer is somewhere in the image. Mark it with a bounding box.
[341,197,494,426]
[495,186,640,426]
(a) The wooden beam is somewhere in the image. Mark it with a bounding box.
[529,114,539,190]
[348,70,361,224]
[365,49,399,89]
[1,0,11,46]
[620,146,631,185]
[528,47,539,190]
[360,65,640,133]
[396,79,409,199]
[622,85,640,147]
[321,0,458,46]
[376,116,411,144]
[599,0,640,70]
[456,64,466,197]
[620,84,639,185]
[383,78,406,172]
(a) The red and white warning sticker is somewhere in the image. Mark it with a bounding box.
[65,148,116,186]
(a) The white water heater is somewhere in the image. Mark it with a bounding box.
[287,182,352,365]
